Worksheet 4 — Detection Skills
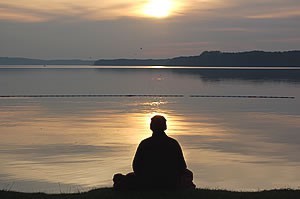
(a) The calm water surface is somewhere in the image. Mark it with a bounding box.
[0,66,300,192]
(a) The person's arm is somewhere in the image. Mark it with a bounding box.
[132,142,144,175]
[176,141,187,172]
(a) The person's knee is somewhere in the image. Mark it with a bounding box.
[179,169,196,189]
[113,173,125,183]
[184,169,193,180]
[113,172,139,190]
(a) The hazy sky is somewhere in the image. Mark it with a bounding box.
[0,0,300,59]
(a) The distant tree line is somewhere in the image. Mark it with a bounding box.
[2,51,300,66]
[94,51,300,67]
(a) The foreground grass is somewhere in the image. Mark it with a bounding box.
[1,188,300,199]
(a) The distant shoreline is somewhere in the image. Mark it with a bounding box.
[0,57,94,66]
[94,51,300,67]
[1,50,300,67]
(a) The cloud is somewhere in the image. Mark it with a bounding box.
[247,9,300,19]
[0,7,48,22]
[0,0,188,22]
[0,1,142,22]
[180,0,300,20]
[1,0,300,23]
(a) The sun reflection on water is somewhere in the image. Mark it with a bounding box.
[1,95,300,192]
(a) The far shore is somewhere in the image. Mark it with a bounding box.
[1,188,300,199]
[1,50,300,67]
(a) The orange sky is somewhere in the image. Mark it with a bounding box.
[0,0,299,58]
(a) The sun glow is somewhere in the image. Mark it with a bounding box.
[143,0,173,18]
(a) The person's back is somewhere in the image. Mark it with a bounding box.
[113,115,195,190]
[133,131,186,189]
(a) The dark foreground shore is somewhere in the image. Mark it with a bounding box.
[1,188,300,199]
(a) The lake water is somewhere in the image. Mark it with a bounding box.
[0,66,300,192]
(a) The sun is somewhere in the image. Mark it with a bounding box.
[143,0,173,18]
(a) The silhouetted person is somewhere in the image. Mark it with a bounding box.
[113,115,195,190]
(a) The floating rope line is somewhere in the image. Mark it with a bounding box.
[0,94,295,99]
[0,94,184,98]
[190,95,295,99]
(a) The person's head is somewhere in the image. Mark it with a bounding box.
[150,115,167,132]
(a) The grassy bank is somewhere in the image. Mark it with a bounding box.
[1,188,300,199]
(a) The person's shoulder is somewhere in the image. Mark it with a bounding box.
[139,137,153,145]
[166,136,180,145]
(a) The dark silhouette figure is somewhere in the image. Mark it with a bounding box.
[113,115,195,190]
